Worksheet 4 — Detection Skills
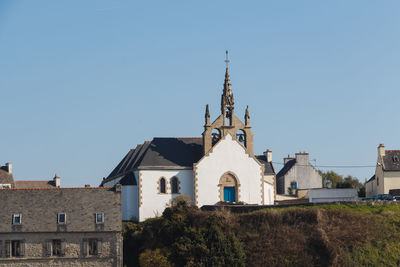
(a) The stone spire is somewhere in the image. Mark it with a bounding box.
[221,51,234,123]
[245,105,250,126]
[205,104,210,125]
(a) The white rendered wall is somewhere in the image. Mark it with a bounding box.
[139,169,194,221]
[122,186,138,221]
[195,134,263,206]
[283,164,322,194]
[263,182,274,205]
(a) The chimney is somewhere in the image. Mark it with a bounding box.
[264,149,272,162]
[295,152,309,165]
[378,144,385,157]
[53,174,61,187]
[115,183,122,192]
[284,154,293,165]
[5,162,12,174]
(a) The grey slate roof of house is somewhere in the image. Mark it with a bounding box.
[255,155,276,175]
[367,175,375,183]
[276,159,296,178]
[102,137,203,185]
[0,187,121,233]
[383,150,400,171]
[14,180,57,189]
[0,166,13,185]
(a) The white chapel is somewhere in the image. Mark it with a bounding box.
[101,59,275,221]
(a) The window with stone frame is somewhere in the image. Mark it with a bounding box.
[52,239,62,256]
[95,213,104,224]
[12,214,21,225]
[88,238,102,255]
[11,240,22,257]
[51,239,65,256]
[58,213,66,224]
[171,177,179,194]
[159,177,166,194]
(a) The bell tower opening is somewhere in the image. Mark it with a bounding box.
[236,129,246,147]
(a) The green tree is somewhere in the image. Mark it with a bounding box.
[319,170,343,188]
[139,249,172,267]
[319,171,365,196]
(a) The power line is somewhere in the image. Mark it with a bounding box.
[271,161,375,168]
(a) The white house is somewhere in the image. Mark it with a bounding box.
[101,63,275,221]
[366,144,400,198]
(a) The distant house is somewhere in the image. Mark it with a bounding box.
[366,144,400,198]
[0,162,60,189]
[0,186,122,266]
[276,152,322,195]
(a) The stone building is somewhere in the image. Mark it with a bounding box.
[101,58,276,222]
[0,187,122,267]
[0,162,60,189]
[276,152,322,195]
[366,144,400,198]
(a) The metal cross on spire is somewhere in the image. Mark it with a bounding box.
[225,50,230,68]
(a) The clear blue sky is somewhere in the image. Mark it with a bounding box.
[1,1,399,187]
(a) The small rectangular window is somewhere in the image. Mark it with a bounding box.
[11,240,21,257]
[95,213,104,224]
[13,214,21,225]
[52,239,62,256]
[58,213,66,224]
[89,239,98,255]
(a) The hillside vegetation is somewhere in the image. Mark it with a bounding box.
[123,201,400,267]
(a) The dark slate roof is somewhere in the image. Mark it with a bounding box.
[139,138,203,168]
[103,138,203,184]
[0,187,121,233]
[367,175,375,183]
[383,151,400,171]
[255,155,276,175]
[0,166,14,185]
[14,180,57,189]
[119,172,137,186]
[276,159,296,178]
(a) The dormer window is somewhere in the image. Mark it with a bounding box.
[13,214,22,225]
[58,213,66,224]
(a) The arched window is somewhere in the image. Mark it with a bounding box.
[236,130,246,147]
[212,129,221,145]
[159,178,166,193]
[171,177,179,194]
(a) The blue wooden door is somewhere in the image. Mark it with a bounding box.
[224,187,236,202]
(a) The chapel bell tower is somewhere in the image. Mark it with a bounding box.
[202,51,254,156]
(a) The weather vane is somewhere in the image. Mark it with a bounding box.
[225,50,230,68]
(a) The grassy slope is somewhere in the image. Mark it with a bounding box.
[124,203,400,267]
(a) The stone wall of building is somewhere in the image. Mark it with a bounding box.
[0,232,122,267]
